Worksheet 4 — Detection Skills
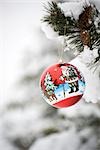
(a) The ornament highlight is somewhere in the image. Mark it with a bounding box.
[40,63,85,108]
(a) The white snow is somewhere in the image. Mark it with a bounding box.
[41,23,59,39]
[58,1,85,20]
[29,128,97,150]
[80,46,95,64]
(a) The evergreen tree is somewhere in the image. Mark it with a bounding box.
[44,72,57,95]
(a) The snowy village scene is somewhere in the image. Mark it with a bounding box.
[2,0,100,150]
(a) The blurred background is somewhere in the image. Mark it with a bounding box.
[1,0,100,150]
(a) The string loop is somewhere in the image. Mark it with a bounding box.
[58,25,67,63]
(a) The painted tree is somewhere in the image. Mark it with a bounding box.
[44,72,57,98]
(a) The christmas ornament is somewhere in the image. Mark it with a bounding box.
[40,63,85,108]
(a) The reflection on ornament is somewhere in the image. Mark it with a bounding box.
[40,63,85,108]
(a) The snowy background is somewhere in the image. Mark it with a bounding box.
[1,0,100,150]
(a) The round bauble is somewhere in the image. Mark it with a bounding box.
[40,63,85,108]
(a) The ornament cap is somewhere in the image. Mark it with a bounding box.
[59,59,63,63]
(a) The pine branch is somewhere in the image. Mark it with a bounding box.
[42,2,78,35]
[42,2,100,63]
[42,2,66,35]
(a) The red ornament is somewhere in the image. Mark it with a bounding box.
[40,63,85,108]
